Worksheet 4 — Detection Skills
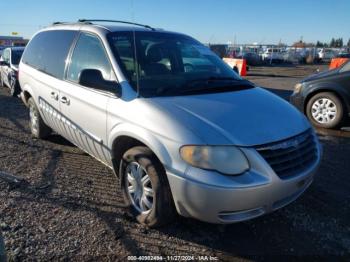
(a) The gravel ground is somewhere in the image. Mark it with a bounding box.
[246,64,329,90]
[0,65,350,260]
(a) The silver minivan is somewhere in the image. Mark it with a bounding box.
[19,20,322,227]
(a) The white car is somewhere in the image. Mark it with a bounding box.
[261,48,283,63]
[318,49,336,61]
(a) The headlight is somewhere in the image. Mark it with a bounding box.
[180,145,249,175]
[294,83,303,93]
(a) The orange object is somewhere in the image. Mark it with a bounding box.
[223,58,247,76]
[329,58,349,70]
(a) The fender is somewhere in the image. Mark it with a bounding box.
[108,122,175,169]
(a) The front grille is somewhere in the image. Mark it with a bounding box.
[256,129,318,179]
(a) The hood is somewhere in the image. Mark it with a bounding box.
[303,68,338,82]
[150,88,310,147]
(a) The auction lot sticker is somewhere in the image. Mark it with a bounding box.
[128,255,219,261]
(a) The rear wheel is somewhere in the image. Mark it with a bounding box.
[28,98,51,138]
[306,92,345,129]
[119,146,175,227]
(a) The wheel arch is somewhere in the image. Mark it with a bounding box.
[109,127,173,177]
[20,84,34,107]
[304,86,349,115]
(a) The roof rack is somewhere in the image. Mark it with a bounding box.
[77,19,155,30]
[52,21,78,25]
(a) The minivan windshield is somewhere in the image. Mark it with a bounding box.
[108,31,253,97]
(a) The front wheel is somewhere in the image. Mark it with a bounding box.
[119,146,175,227]
[306,92,345,129]
[9,78,20,97]
[28,98,51,138]
[0,74,4,87]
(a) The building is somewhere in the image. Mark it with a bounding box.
[0,35,28,47]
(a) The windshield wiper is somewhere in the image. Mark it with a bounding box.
[186,76,240,85]
[155,78,253,97]
[178,79,254,95]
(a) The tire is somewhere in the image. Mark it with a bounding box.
[28,97,51,138]
[306,92,345,129]
[0,74,4,88]
[119,146,175,227]
[9,79,20,97]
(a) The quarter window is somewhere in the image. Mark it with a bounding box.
[21,30,77,79]
[67,33,113,83]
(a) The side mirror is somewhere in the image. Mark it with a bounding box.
[79,69,122,97]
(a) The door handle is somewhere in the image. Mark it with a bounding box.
[60,96,70,105]
[50,91,59,100]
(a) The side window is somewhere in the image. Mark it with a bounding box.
[111,35,136,80]
[3,49,10,63]
[67,33,112,83]
[21,30,77,79]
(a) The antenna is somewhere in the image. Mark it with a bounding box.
[130,0,140,97]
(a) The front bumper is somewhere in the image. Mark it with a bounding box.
[290,91,304,112]
[166,145,321,224]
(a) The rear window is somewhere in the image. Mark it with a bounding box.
[21,30,77,79]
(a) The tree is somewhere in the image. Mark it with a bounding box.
[316,41,323,47]
[330,38,335,47]
[347,39,350,47]
[335,38,343,47]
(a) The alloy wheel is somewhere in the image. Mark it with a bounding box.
[311,98,337,124]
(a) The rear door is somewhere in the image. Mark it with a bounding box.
[59,32,115,165]
[20,30,78,131]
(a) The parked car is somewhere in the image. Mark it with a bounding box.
[318,48,336,62]
[336,53,350,58]
[290,60,350,129]
[235,52,261,66]
[261,48,284,63]
[0,47,25,96]
[282,49,303,64]
[19,20,321,227]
